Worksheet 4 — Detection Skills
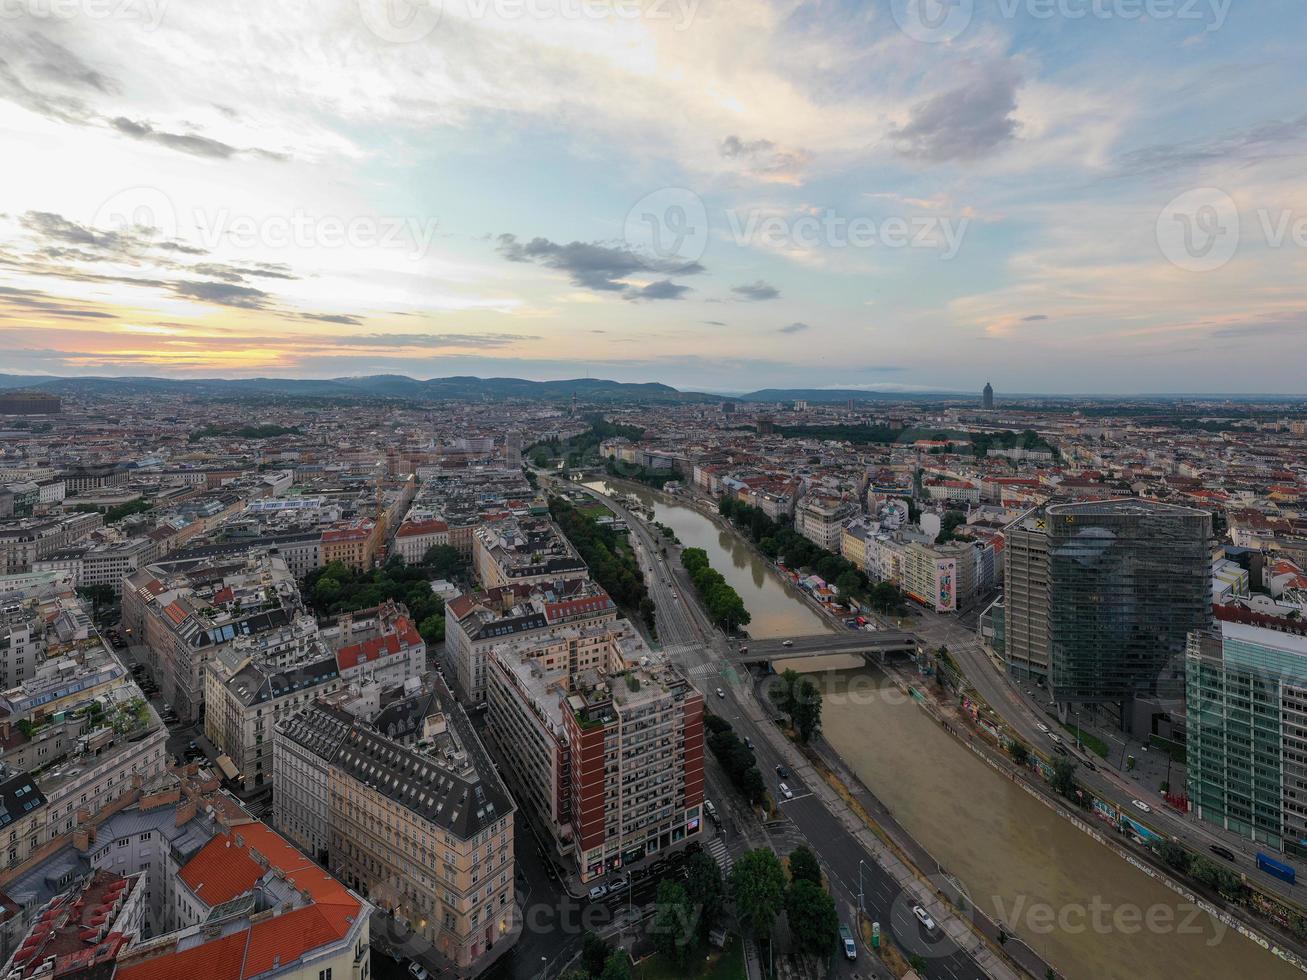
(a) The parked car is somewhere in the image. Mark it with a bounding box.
[408,963,430,980]
[912,905,937,932]
[715,688,726,699]
[778,782,794,800]
[588,884,609,901]
[1131,799,1152,813]
[609,876,629,892]
[704,800,717,820]
[775,764,789,778]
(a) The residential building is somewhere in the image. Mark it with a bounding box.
[472,517,587,591]
[485,623,704,882]
[395,518,450,564]
[795,494,857,553]
[274,686,516,967]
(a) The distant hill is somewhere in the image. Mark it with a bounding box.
[0,373,726,404]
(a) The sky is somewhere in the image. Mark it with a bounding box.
[3,0,1306,394]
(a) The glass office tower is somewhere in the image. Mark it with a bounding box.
[1046,499,1212,725]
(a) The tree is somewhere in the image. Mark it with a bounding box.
[785,878,839,958]
[599,950,632,980]
[792,677,823,743]
[1153,839,1192,875]
[1009,742,1030,766]
[1049,757,1077,799]
[787,845,822,887]
[730,848,787,939]
[581,931,609,976]
[421,544,463,578]
[418,614,445,645]
[684,852,725,937]
[651,880,696,966]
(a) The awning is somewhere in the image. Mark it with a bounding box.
[215,754,240,781]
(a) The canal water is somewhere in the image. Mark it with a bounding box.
[590,480,1302,980]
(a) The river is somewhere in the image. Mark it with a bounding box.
[588,480,1302,980]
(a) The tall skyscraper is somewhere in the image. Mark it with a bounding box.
[1045,499,1211,732]
[982,381,994,410]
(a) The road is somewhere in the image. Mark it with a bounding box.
[732,631,919,664]
[565,479,1007,980]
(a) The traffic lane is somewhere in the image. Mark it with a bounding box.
[782,793,985,980]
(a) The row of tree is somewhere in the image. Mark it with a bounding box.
[731,846,840,958]
[549,497,656,634]
[718,496,910,614]
[705,713,767,806]
[769,669,823,744]
[680,547,751,631]
[302,552,450,645]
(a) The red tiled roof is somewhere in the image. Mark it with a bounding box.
[396,519,449,538]
[116,931,247,980]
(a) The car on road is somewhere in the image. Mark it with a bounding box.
[1082,759,1098,772]
[715,687,726,699]
[911,905,937,932]
[778,782,794,800]
[1053,745,1069,757]
[671,591,679,599]
[408,963,430,980]
[781,639,794,647]
[1209,844,1237,862]
[775,764,789,778]
[1131,799,1152,813]
[839,922,857,960]
[1036,722,1050,734]
[609,876,629,892]
[588,884,609,901]
[743,736,753,750]
[1048,733,1063,745]
[704,799,717,820]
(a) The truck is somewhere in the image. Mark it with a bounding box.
[1257,852,1296,885]
[839,923,857,960]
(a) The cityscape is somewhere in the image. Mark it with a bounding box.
[5,3,1307,980]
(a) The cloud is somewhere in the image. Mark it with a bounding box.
[1116,113,1307,177]
[626,279,690,301]
[110,116,238,159]
[171,280,269,309]
[1022,314,1048,321]
[0,286,118,320]
[702,320,727,326]
[779,321,809,334]
[731,280,780,301]
[496,233,704,296]
[21,211,124,250]
[890,64,1022,162]
[298,313,364,326]
[719,134,812,184]
[193,261,298,283]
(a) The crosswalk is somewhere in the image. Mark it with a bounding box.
[706,836,733,875]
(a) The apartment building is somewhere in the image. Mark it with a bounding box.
[274,689,516,967]
[0,514,102,576]
[795,494,858,553]
[472,517,587,591]
[1004,512,1051,682]
[485,624,704,882]
[321,519,382,571]
[33,538,156,596]
[444,580,617,701]
[121,554,306,723]
[204,643,342,789]
[395,518,451,564]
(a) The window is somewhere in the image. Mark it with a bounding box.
[318,971,332,980]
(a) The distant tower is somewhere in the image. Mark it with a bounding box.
[504,431,522,469]
[982,381,994,410]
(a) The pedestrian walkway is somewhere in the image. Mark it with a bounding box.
[706,835,734,876]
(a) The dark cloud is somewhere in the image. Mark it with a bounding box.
[1022,314,1048,321]
[0,285,118,319]
[298,313,365,326]
[890,65,1021,162]
[731,280,780,301]
[171,280,269,309]
[110,116,238,159]
[495,233,704,296]
[1210,313,1307,340]
[0,34,110,124]
[626,279,690,301]
[193,261,298,283]
[21,211,123,249]
[702,320,727,326]
[779,321,809,334]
